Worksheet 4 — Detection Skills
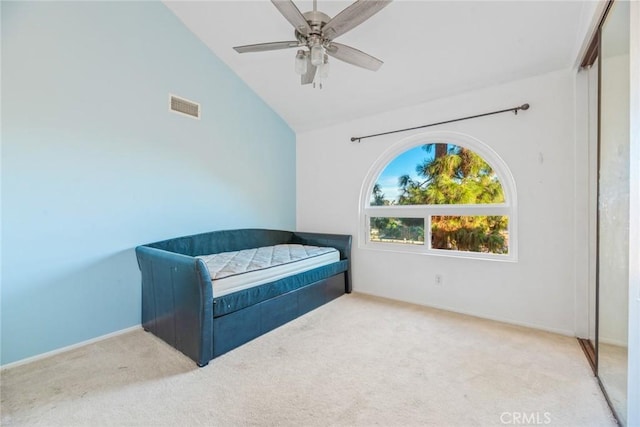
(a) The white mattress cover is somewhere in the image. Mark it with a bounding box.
[196,244,340,297]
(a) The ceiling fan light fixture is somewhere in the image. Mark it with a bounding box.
[313,55,330,89]
[294,49,307,75]
[310,43,324,67]
[319,54,330,79]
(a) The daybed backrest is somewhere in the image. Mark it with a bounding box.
[146,229,294,257]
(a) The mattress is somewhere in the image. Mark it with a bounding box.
[196,244,340,297]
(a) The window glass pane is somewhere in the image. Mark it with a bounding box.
[431,215,508,254]
[370,217,424,245]
[371,144,504,206]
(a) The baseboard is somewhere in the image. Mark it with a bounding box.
[354,290,577,337]
[598,336,628,347]
[1,325,142,371]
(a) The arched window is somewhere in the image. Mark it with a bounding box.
[360,131,517,261]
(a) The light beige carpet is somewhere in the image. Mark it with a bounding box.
[1,293,615,426]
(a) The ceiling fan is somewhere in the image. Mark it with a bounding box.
[233,0,392,88]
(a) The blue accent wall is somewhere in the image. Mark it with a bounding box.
[1,1,296,365]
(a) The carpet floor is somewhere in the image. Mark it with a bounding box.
[1,293,616,426]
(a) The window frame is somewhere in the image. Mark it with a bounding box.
[359,131,518,262]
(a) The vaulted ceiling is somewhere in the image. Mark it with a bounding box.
[165,1,597,132]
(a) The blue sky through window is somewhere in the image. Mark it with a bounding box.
[375,145,435,203]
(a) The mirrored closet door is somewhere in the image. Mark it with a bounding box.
[597,0,630,424]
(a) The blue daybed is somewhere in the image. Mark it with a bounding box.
[135,229,352,367]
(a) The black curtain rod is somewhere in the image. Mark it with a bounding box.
[350,103,530,143]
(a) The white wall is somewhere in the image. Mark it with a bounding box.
[297,69,582,335]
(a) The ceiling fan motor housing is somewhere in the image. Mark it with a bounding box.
[302,10,331,36]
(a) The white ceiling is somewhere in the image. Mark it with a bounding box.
[165,0,595,133]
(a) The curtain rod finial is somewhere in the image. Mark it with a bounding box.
[351,137,360,143]
[514,103,530,115]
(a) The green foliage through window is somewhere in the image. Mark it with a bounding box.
[431,215,508,254]
[369,217,424,245]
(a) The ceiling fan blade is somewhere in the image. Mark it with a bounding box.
[326,42,383,71]
[233,41,300,53]
[271,0,312,36]
[322,0,392,40]
[301,59,317,85]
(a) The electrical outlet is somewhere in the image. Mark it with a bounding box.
[435,274,443,286]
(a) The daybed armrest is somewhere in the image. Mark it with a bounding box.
[135,246,214,366]
[291,232,352,293]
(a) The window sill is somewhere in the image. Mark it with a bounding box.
[360,241,518,262]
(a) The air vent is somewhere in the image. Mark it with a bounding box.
[169,94,200,119]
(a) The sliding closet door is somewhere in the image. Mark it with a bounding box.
[597,0,630,424]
